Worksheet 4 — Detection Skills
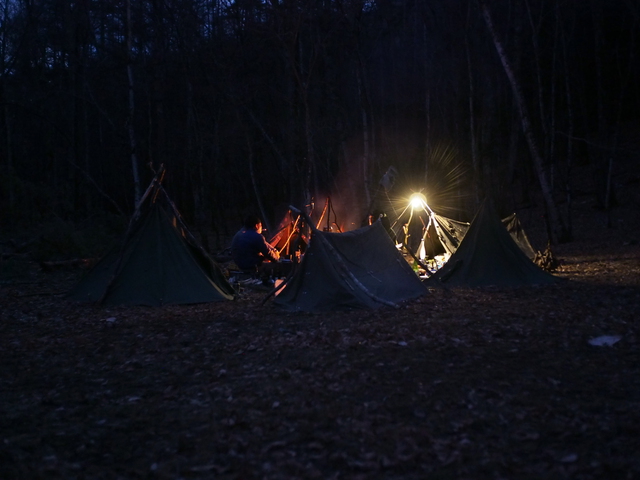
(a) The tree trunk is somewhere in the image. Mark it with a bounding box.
[604,20,635,228]
[246,133,271,234]
[480,2,570,243]
[356,52,372,209]
[422,17,431,187]
[560,8,574,238]
[0,0,12,211]
[524,0,547,139]
[125,0,141,207]
[2,92,14,211]
[464,28,479,205]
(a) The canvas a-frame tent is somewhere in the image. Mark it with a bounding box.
[420,211,537,260]
[425,200,560,288]
[68,176,235,306]
[273,219,427,312]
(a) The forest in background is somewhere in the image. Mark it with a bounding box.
[0,0,639,251]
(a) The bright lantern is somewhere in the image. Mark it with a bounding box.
[409,192,427,210]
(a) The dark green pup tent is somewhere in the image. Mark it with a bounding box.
[405,205,535,262]
[427,212,536,259]
[273,219,427,312]
[425,200,560,288]
[68,175,235,306]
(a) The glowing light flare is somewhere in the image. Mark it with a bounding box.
[409,192,428,210]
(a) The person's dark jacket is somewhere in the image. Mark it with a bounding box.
[231,228,278,271]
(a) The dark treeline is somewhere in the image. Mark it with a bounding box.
[1,0,638,245]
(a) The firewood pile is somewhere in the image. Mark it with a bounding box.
[533,241,563,271]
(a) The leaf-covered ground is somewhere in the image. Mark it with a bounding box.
[2,204,640,479]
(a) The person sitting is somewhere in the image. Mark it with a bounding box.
[231,215,280,285]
